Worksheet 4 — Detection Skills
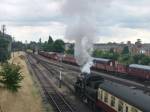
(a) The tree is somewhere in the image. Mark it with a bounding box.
[42,41,53,52]
[122,46,129,54]
[12,41,25,51]
[110,48,114,53]
[53,39,65,53]
[111,52,119,60]
[41,36,54,52]
[39,38,42,44]
[48,35,53,44]
[0,38,10,63]
[119,54,132,65]
[42,41,48,51]
[0,63,24,92]
[65,44,74,55]
[133,54,141,64]
[92,49,103,57]
[140,56,150,65]
[133,54,145,64]
[28,41,37,51]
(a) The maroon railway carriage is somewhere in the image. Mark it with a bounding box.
[38,51,150,80]
[38,51,46,57]
[62,55,78,65]
[93,58,115,72]
[128,64,150,80]
[47,52,58,60]
[116,63,128,74]
[38,51,59,60]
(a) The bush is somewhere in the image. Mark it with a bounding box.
[0,63,24,92]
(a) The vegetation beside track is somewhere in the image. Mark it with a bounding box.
[0,52,43,112]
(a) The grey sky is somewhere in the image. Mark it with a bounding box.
[1,0,150,43]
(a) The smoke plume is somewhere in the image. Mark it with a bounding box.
[62,0,97,74]
[62,0,111,74]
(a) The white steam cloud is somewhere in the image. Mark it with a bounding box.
[65,19,96,74]
[62,0,112,74]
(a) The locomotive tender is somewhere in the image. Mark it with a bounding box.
[74,73,150,112]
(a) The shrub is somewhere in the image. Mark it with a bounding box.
[0,63,24,92]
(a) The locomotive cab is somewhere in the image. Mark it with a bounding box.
[74,72,104,102]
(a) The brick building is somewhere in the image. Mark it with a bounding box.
[94,42,150,56]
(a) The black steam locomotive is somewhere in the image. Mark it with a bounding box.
[74,73,104,111]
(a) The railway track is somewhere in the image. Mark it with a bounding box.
[39,60,75,91]
[30,54,77,88]
[27,55,75,112]
[30,53,150,93]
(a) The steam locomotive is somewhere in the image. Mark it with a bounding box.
[74,73,150,112]
[38,51,150,80]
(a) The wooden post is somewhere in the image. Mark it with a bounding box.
[59,71,62,88]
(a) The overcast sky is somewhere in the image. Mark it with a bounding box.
[1,0,150,43]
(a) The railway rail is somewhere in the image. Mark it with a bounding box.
[27,55,75,112]
[30,53,78,88]
[39,60,75,92]
[30,53,150,93]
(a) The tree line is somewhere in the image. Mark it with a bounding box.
[40,36,65,53]
[3,35,150,66]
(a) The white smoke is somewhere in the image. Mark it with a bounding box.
[62,0,112,73]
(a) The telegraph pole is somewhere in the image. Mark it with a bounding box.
[1,25,6,37]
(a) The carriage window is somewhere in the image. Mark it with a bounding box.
[111,96,115,107]
[104,92,108,103]
[100,90,103,100]
[118,100,124,112]
[131,107,138,112]
[98,89,103,100]
[110,62,113,66]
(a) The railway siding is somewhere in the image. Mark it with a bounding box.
[27,55,75,112]
[34,53,150,93]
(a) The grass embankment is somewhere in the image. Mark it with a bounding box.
[0,52,43,112]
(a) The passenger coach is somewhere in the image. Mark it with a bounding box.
[129,64,150,80]
[97,80,150,112]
